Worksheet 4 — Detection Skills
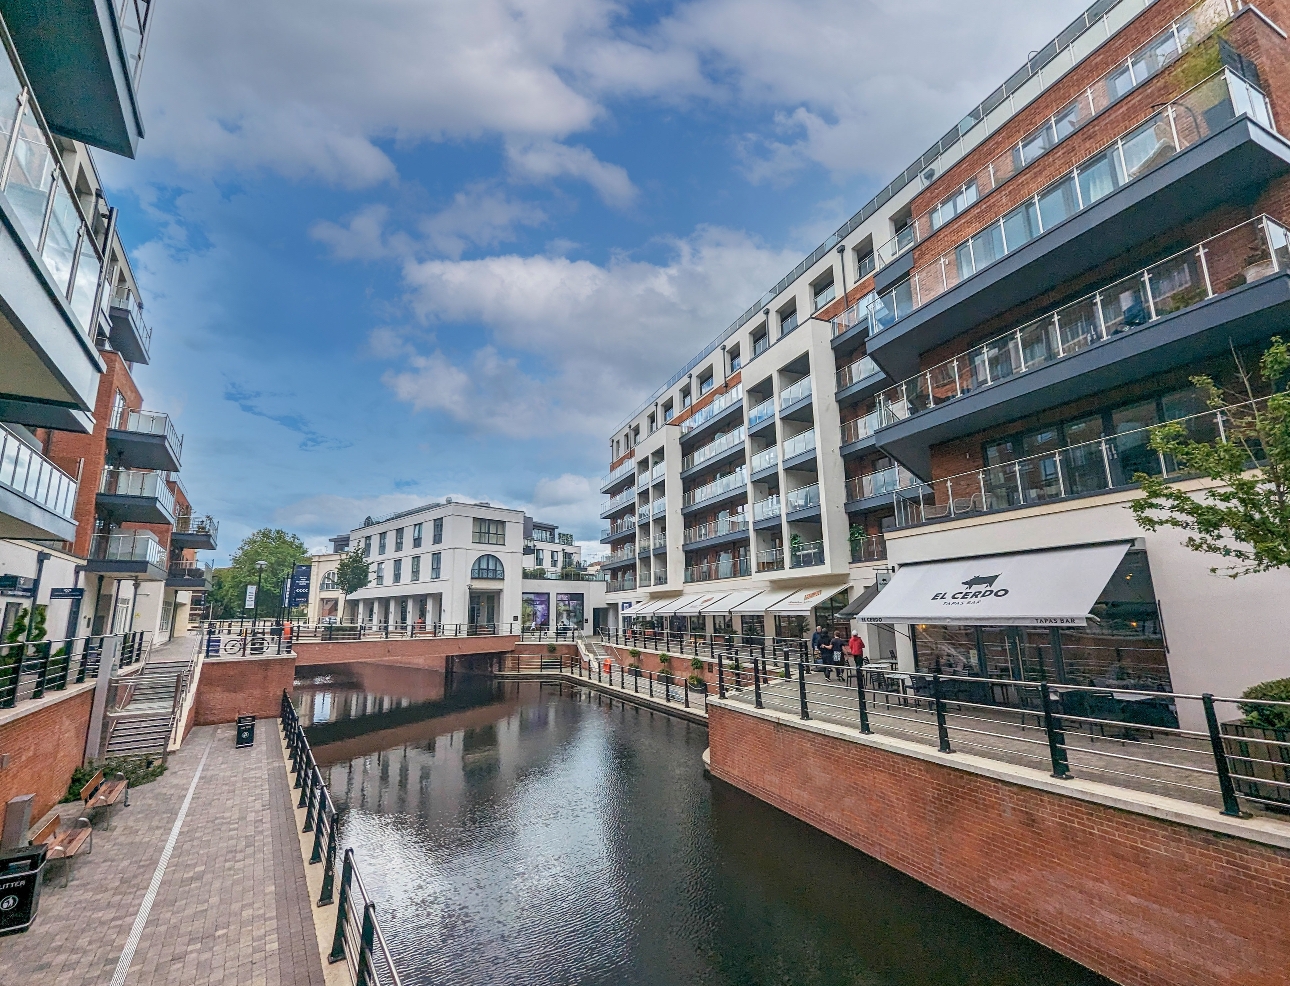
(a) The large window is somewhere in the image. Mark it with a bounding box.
[378,532,387,555]
[320,571,338,590]
[412,523,423,548]
[472,518,506,545]
[395,528,404,551]
[523,592,550,628]
[471,554,505,579]
[411,555,420,581]
[363,536,371,558]
[431,552,441,579]
[433,518,443,544]
[557,592,584,629]
[375,561,384,586]
[392,559,402,584]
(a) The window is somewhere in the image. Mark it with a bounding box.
[393,559,402,584]
[752,329,768,357]
[431,552,441,579]
[632,425,640,445]
[378,532,387,554]
[680,385,691,409]
[412,523,423,548]
[535,549,544,567]
[363,536,371,558]
[375,562,385,586]
[433,518,443,544]
[472,517,506,544]
[728,345,741,372]
[367,602,375,622]
[856,251,875,280]
[779,305,798,336]
[698,370,714,396]
[471,554,505,579]
[648,413,656,433]
[812,278,835,312]
[320,571,338,590]
[395,528,404,551]
[663,400,674,421]
[411,555,420,581]
[930,181,980,231]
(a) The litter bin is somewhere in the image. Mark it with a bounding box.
[0,845,47,936]
[235,715,256,748]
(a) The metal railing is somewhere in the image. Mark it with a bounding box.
[752,494,780,523]
[836,355,881,389]
[683,516,750,544]
[109,407,183,459]
[683,467,747,508]
[601,517,636,539]
[681,384,743,435]
[877,216,1290,428]
[840,408,882,446]
[608,575,637,593]
[521,568,608,582]
[651,497,667,517]
[280,694,402,986]
[789,539,825,569]
[756,547,784,572]
[601,460,633,491]
[601,487,635,515]
[725,663,1290,819]
[784,483,820,513]
[0,425,78,522]
[685,556,751,583]
[846,465,918,502]
[0,634,124,708]
[778,377,812,410]
[173,513,219,540]
[601,626,813,672]
[99,467,177,514]
[108,285,154,358]
[682,426,745,472]
[850,534,888,564]
[89,531,166,566]
[167,562,212,583]
[604,547,634,565]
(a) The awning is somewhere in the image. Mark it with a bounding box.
[653,595,693,615]
[676,592,729,615]
[855,542,1131,627]
[702,588,763,614]
[729,589,793,614]
[766,584,850,615]
[631,598,669,615]
[838,582,880,619]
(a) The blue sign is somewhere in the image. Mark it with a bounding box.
[49,587,83,600]
[289,564,312,608]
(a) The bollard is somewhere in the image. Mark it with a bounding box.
[1039,683,1071,779]
[931,672,952,753]
[753,657,763,709]
[329,850,355,963]
[1203,693,1249,818]
[797,660,809,719]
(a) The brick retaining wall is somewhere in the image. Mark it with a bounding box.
[193,656,295,726]
[0,687,95,822]
[293,635,518,669]
[707,702,1290,986]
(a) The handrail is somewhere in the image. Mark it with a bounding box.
[0,634,122,708]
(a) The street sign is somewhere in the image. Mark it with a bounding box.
[48,588,83,601]
[244,585,257,610]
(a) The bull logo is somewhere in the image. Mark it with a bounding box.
[961,574,1000,589]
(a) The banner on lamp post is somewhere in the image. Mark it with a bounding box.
[244,585,257,610]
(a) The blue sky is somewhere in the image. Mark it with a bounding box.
[99,0,1089,562]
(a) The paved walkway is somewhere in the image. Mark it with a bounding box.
[0,723,326,986]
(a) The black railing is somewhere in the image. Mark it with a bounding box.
[599,626,811,667]
[281,692,402,986]
[0,633,139,709]
[286,623,508,642]
[513,649,712,714]
[203,626,292,657]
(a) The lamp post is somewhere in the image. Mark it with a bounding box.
[252,560,267,632]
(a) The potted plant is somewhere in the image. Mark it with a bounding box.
[546,643,558,654]
[688,656,706,691]
[658,653,672,684]
[1221,678,1290,810]
[628,648,642,677]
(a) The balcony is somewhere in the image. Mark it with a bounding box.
[890,397,1254,528]
[172,513,218,551]
[846,465,919,508]
[0,424,77,540]
[651,497,667,517]
[782,429,816,467]
[0,0,154,157]
[600,517,637,543]
[684,556,751,583]
[755,547,784,573]
[681,426,745,474]
[107,286,151,364]
[601,487,635,518]
[750,446,778,477]
[840,409,882,455]
[850,534,888,565]
[681,384,743,438]
[106,407,182,471]
[789,539,825,569]
[876,216,1290,478]
[652,533,667,554]
[600,460,634,493]
[97,467,174,524]
[608,574,637,594]
[681,467,747,512]
[868,70,1288,379]
[747,397,775,435]
[683,516,750,548]
[654,571,668,586]
[637,506,650,525]
[752,495,781,529]
[778,377,812,416]
[166,562,212,590]
[785,483,820,519]
[87,532,167,580]
[603,547,636,569]
[651,462,666,484]
[836,355,883,399]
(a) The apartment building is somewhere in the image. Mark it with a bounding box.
[341,500,606,632]
[605,0,1290,704]
[0,4,219,643]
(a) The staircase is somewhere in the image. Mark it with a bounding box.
[104,659,194,757]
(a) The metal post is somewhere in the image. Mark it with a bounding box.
[932,672,952,753]
[299,757,313,809]
[356,903,378,986]
[856,665,871,734]
[303,767,319,832]
[1039,684,1071,778]
[1203,693,1248,818]
[310,802,327,862]
[329,850,354,963]
[797,660,809,719]
[753,657,763,709]
[717,649,726,699]
[319,822,338,906]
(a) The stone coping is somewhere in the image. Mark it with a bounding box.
[0,680,96,729]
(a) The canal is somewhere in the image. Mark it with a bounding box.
[295,663,1112,986]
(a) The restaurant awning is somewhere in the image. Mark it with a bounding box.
[729,589,793,614]
[765,584,850,615]
[653,595,694,615]
[630,599,668,615]
[702,588,763,614]
[837,582,880,618]
[676,592,729,615]
[854,542,1131,627]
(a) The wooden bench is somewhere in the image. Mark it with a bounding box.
[81,769,129,830]
[32,814,93,887]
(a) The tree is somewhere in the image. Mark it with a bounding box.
[336,547,370,594]
[1130,338,1290,577]
[208,529,307,618]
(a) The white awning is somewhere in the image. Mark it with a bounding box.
[702,588,763,614]
[653,595,693,615]
[729,589,793,614]
[766,584,850,615]
[631,598,669,615]
[855,542,1131,627]
[676,592,729,615]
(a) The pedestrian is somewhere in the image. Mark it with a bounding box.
[820,630,836,680]
[809,625,823,673]
[849,630,865,669]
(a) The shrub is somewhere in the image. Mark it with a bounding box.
[628,648,640,660]
[1241,678,1290,731]
[546,643,557,654]
[690,656,704,672]
[658,653,671,666]
[688,674,707,690]
[62,755,166,803]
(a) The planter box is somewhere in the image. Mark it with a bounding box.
[1222,720,1290,810]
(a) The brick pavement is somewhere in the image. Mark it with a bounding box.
[0,722,326,986]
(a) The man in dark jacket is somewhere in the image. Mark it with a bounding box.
[809,626,823,673]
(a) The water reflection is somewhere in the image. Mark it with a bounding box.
[295,667,1110,986]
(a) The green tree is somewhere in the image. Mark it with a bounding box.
[208,529,307,618]
[336,547,370,594]
[1130,338,1290,577]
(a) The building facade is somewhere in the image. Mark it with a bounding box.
[604,0,1290,702]
[0,4,217,644]
[341,500,605,632]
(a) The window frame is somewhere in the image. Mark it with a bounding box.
[472,517,506,545]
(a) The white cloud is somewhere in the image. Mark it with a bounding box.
[505,140,638,208]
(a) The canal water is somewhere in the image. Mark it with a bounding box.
[296,664,1111,986]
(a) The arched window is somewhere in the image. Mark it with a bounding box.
[471,554,505,579]
[320,571,338,590]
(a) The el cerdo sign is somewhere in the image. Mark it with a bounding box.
[930,573,1010,605]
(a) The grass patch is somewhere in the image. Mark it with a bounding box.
[61,755,167,803]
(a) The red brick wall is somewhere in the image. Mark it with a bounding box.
[708,703,1290,986]
[0,688,94,823]
[192,656,295,725]
[293,635,519,669]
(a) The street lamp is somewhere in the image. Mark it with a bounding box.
[253,560,267,632]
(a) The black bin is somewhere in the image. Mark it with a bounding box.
[0,845,47,935]
[235,715,256,748]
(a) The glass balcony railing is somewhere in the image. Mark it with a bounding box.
[638,506,651,525]
[779,377,812,410]
[684,556,751,583]
[790,539,825,569]
[654,571,668,586]
[869,69,1273,336]
[866,0,1245,275]
[115,0,157,86]
[683,467,747,508]
[601,460,633,490]
[748,398,775,428]
[836,356,881,390]
[841,409,882,446]
[603,487,635,514]
[891,397,1260,528]
[651,497,667,517]
[608,574,637,593]
[0,425,77,522]
[173,513,218,539]
[847,465,919,502]
[877,215,1290,428]
[89,532,165,566]
[756,547,784,573]
[785,484,820,514]
[750,446,778,473]
[110,407,183,458]
[651,462,666,482]
[683,516,750,545]
[682,426,745,472]
[850,534,888,565]
[638,470,651,490]
[602,518,637,539]
[752,495,780,523]
[652,533,667,552]
[108,286,154,354]
[681,384,743,435]
[782,429,816,461]
[606,546,635,565]
[99,467,176,514]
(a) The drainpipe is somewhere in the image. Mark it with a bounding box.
[721,345,728,385]
[64,565,85,640]
[836,243,849,314]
